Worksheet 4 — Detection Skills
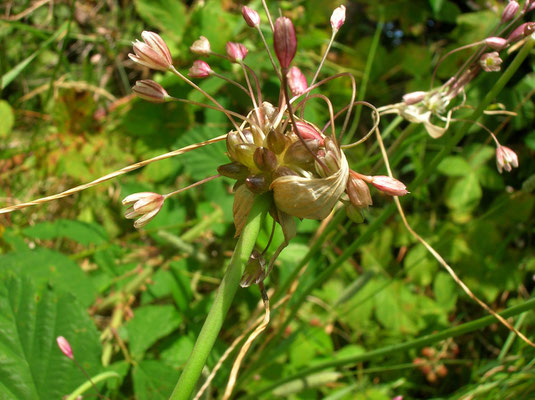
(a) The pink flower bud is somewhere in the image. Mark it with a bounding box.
[57,336,74,360]
[129,31,173,71]
[132,80,169,103]
[402,91,426,105]
[123,192,165,228]
[330,5,346,31]
[370,176,409,196]
[287,66,308,96]
[347,174,372,208]
[485,36,508,51]
[242,6,260,28]
[226,42,248,62]
[496,145,519,173]
[507,22,535,43]
[188,60,213,78]
[294,120,324,144]
[502,1,520,23]
[274,17,297,69]
[480,52,503,72]
[190,36,211,55]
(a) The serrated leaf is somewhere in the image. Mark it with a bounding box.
[0,275,101,400]
[124,305,181,359]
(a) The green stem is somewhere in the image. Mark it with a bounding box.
[65,371,120,400]
[246,297,535,398]
[168,194,270,400]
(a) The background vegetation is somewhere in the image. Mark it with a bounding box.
[1,0,535,399]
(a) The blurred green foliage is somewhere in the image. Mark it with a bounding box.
[1,0,535,399]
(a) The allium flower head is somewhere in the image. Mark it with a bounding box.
[122,192,165,228]
[129,31,173,71]
[496,145,519,173]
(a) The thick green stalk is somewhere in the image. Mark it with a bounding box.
[246,297,535,398]
[168,194,270,400]
[65,371,120,400]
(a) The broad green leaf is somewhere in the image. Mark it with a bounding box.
[437,156,470,177]
[0,275,101,400]
[289,327,333,368]
[0,100,14,137]
[405,244,437,286]
[133,0,186,42]
[123,305,181,359]
[433,272,458,311]
[132,360,179,400]
[22,219,108,246]
[0,248,96,307]
[445,172,482,211]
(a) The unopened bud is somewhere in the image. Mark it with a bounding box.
[188,60,212,78]
[242,6,260,28]
[485,36,508,50]
[287,66,308,96]
[234,143,258,169]
[129,31,173,71]
[122,192,165,228]
[496,145,519,173]
[253,147,278,171]
[294,121,324,144]
[330,5,346,31]
[347,174,372,208]
[273,166,298,179]
[57,336,74,360]
[507,22,535,43]
[274,17,297,69]
[402,91,426,105]
[217,162,249,179]
[132,80,169,103]
[245,174,269,193]
[190,36,211,55]
[266,128,288,154]
[226,42,248,62]
[480,52,503,72]
[370,176,409,196]
[284,139,319,167]
[502,1,520,23]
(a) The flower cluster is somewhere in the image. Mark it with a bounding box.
[126,4,408,236]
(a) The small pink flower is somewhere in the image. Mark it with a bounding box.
[226,42,248,62]
[287,66,308,96]
[330,5,346,31]
[402,91,426,105]
[132,80,169,103]
[480,52,503,72]
[370,176,409,196]
[129,31,173,71]
[242,6,260,28]
[190,36,211,55]
[484,37,507,51]
[122,192,165,228]
[502,1,519,23]
[274,17,297,69]
[57,336,74,360]
[496,145,519,173]
[188,60,213,78]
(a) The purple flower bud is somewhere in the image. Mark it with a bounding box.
[132,80,169,103]
[129,31,173,71]
[480,52,503,72]
[242,6,260,28]
[123,192,165,228]
[188,60,213,78]
[226,42,248,62]
[507,22,535,43]
[287,66,308,96]
[274,17,297,69]
[485,36,508,50]
[496,145,519,173]
[330,5,346,31]
[190,36,211,55]
[57,336,74,360]
[370,176,409,196]
[502,1,520,23]
[402,91,426,105]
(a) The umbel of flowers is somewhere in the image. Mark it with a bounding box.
[127,5,408,235]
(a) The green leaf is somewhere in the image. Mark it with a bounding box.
[445,172,482,211]
[0,100,14,137]
[437,156,470,177]
[132,360,179,400]
[133,0,186,42]
[433,272,458,311]
[0,275,101,400]
[22,219,108,246]
[124,305,181,359]
[0,248,96,307]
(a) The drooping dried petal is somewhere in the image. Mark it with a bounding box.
[273,17,297,69]
[496,145,519,173]
[240,250,266,287]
